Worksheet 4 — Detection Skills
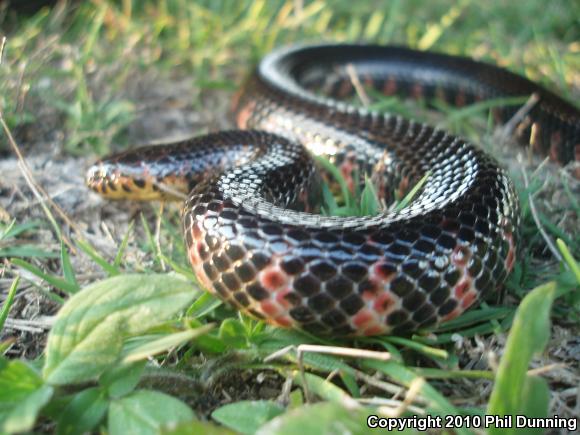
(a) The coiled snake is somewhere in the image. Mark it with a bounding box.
[87,44,579,336]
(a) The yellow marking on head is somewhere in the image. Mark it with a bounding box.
[86,164,189,201]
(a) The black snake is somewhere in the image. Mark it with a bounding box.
[86,44,579,336]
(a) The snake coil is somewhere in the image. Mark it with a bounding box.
[87,44,579,336]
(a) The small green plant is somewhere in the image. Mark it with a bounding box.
[0,274,206,434]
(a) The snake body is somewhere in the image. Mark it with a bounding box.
[87,44,579,336]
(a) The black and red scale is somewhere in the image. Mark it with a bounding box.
[87,44,579,336]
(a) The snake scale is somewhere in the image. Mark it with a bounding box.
[87,44,579,336]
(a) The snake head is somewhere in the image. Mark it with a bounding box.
[86,159,188,201]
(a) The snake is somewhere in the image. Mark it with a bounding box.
[86,44,579,336]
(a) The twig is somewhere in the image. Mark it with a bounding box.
[357,397,425,415]
[378,377,425,418]
[0,37,6,64]
[527,363,567,376]
[346,63,371,107]
[352,368,428,404]
[153,181,188,200]
[499,92,540,140]
[155,202,166,271]
[265,344,391,403]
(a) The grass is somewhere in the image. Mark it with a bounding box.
[0,0,579,433]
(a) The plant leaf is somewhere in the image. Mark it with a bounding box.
[0,359,54,434]
[0,277,19,332]
[161,419,235,435]
[212,400,284,434]
[0,245,58,258]
[487,282,556,434]
[55,387,108,435]
[256,402,371,435]
[359,176,379,216]
[43,274,197,385]
[11,258,79,294]
[219,318,248,349]
[517,376,549,435]
[108,390,194,435]
[100,361,147,399]
[122,325,214,363]
[60,240,79,292]
[291,371,353,403]
[76,238,120,276]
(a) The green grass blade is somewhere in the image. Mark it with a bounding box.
[314,155,355,210]
[359,176,380,216]
[61,240,79,292]
[76,239,120,276]
[0,220,42,241]
[113,221,134,268]
[122,325,214,363]
[557,239,580,284]
[11,258,78,295]
[382,336,448,360]
[393,171,430,211]
[0,276,20,332]
[412,367,494,381]
[0,245,58,259]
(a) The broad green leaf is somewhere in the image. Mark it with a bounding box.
[162,419,235,435]
[288,390,303,409]
[0,359,54,434]
[0,358,43,402]
[212,400,284,434]
[1,385,54,434]
[56,387,108,435]
[43,274,197,385]
[487,282,556,434]
[219,318,248,349]
[122,325,214,363]
[256,402,377,435]
[108,390,194,435]
[186,292,222,319]
[100,361,147,399]
[517,376,549,435]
